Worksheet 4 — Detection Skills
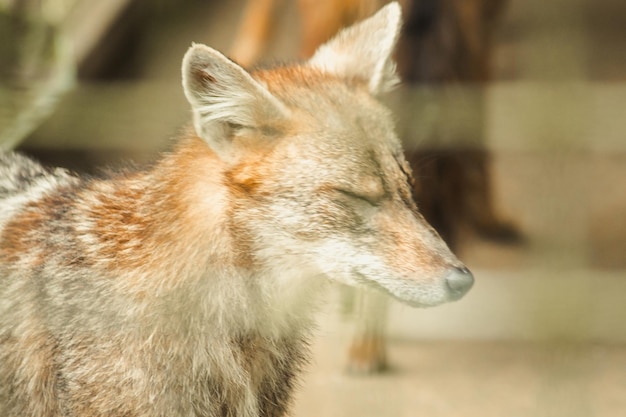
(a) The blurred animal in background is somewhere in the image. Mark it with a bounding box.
[230,0,390,67]
[0,5,475,415]
[231,0,520,374]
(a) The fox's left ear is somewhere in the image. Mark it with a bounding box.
[181,43,289,160]
[308,2,402,95]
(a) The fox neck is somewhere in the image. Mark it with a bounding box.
[100,135,325,337]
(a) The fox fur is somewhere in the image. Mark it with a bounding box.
[0,3,472,416]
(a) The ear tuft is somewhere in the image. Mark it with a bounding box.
[181,44,289,158]
[308,2,402,95]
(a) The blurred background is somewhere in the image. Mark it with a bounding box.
[1,0,625,416]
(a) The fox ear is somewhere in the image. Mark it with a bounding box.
[181,43,289,158]
[308,2,402,95]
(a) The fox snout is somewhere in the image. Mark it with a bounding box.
[396,227,475,306]
[376,259,474,308]
[376,262,474,308]
[332,192,476,307]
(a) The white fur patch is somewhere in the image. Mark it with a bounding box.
[0,153,78,230]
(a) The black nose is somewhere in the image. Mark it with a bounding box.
[445,266,474,299]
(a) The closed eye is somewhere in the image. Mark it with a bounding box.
[336,189,384,207]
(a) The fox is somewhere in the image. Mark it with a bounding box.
[0,3,473,416]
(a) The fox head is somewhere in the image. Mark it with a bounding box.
[180,2,473,307]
